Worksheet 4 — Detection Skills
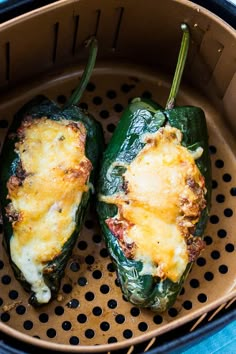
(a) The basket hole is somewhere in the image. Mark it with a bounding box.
[0,260,4,269]
[224,208,233,217]
[215,159,224,168]
[92,233,102,243]
[39,313,49,323]
[107,262,116,272]
[123,329,133,339]
[57,95,67,104]
[209,145,217,154]
[142,91,152,99]
[78,277,88,287]
[216,194,225,203]
[100,248,109,258]
[92,96,103,105]
[222,173,231,182]
[168,308,178,317]
[85,291,94,301]
[230,187,236,196]
[106,90,117,99]
[108,337,118,343]
[84,219,94,229]
[115,314,125,324]
[1,275,11,285]
[204,271,214,281]
[212,180,218,189]
[225,243,234,252]
[217,229,227,238]
[197,293,207,303]
[106,123,116,133]
[70,261,80,272]
[209,215,219,224]
[47,328,56,338]
[121,83,135,93]
[70,336,79,345]
[130,307,140,317]
[197,257,206,267]
[211,250,220,260]
[107,299,117,309]
[62,284,73,294]
[138,322,148,332]
[113,103,124,113]
[54,306,64,316]
[79,102,88,110]
[66,298,80,309]
[85,255,95,265]
[204,235,213,245]
[153,314,163,324]
[100,321,110,331]
[92,270,102,279]
[99,110,110,119]
[92,306,102,316]
[62,321,72,331]
[190,278,200,288]
[77,240,88,250]
[8,290,18,300]
[77,314,87,323]
[219,264,228,274]
[100,284,109,294]
[16,305,26,315]
[23,320,33,330]
[182,300,192,310]
[85,329,95,339]
[1,312,10,322]
[86,82,96,92]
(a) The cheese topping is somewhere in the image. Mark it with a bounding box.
[7,117,92,303]
[101,126,206,283]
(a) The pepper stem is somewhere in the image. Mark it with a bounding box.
[165,23,190,110]
[64,37,98,108]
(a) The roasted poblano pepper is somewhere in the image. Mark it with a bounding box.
[0,38,104,306]
[97,25,211,312]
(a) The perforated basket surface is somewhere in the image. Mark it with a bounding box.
[0,0,235,353]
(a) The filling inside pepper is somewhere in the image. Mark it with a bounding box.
[6,117,92,303]
[100,125,206,283]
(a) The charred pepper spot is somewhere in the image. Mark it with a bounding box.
[186,236,205,262]
[5,203,22,223]
[7,175,23,191]
[15,161,30,182]
[43,263,58,274]
[122,176,129,195]
[105,217,136,259]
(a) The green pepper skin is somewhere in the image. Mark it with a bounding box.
[0,95,104,306]
[97,98,211,312]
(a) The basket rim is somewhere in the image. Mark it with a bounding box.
[0,0,235,35]
[147,307,236,354]
[0,289,235,352]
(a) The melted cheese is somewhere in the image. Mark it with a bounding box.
[102,126,204,283]
[8,118,91,303]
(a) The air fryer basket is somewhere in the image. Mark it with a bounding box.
[0,0,235,352]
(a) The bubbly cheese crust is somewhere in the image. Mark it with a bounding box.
[101,126,206,283]
[6,117,92,303]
